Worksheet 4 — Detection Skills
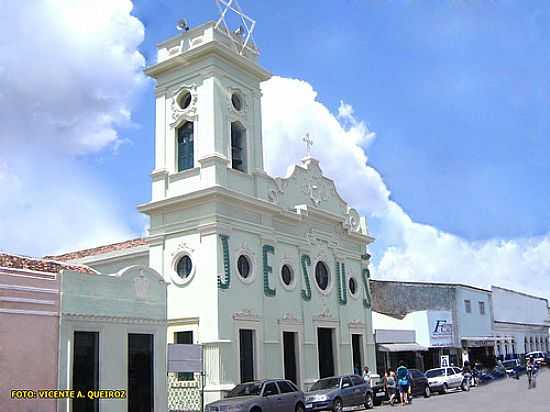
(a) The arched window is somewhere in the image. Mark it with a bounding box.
[177,121,194,171]
[231,121,246,172]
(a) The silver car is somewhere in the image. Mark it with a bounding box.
[205,379,305,412]
[305,375,373,412]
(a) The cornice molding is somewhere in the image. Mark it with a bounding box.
[62,313,167,325]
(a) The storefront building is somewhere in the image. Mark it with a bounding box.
[0,252,168,412]
[0,253,84,412]
[372,313,428,374]
[371,280,495,370]
[57,265,168,412]
[492,286,550,359]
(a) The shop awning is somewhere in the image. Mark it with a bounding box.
[461,337,497,347]
[378,343,428,352]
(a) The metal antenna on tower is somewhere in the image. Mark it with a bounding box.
[214,0,257,55]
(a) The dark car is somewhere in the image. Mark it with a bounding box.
[408,369,431,398]
[305,375,373,412]
[371,376,389,406]
[205,379,305,412]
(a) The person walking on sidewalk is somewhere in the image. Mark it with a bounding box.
[396,361,410,406]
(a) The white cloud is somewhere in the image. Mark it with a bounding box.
[262,77,389,215]
[261,76,550,298]
[0,155,134,256]
[0,0,145,256]
[0,0,145,154]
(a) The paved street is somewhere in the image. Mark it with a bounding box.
[368,369,550,412]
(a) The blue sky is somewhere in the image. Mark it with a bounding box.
[1,1,550,296]
[126,0,550,241]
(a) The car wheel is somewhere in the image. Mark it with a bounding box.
[440,383,448,394]
[364,392,374,410]
[250,408,262,412]
[295,403,305,412]
[333,398,343,412]
[424,385,431,398]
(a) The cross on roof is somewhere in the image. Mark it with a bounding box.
[303,133,314,157]
[214,0,257,55]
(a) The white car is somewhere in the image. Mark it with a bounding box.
[526,351,546,366]
[425,367,465,394]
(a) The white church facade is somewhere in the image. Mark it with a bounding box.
[48,17,377,405]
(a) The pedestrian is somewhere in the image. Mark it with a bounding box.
[385,369,397,406]
[462,360,473,387]
[362,366,372,382]
[396,361,410,406]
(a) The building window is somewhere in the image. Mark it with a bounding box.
[177,89,192,110]
[237,255,251,279]
[231,93,242,111]
[177,121,194,171]
[281,264,294,287]
[231,121,246,172]
[314,261,330,292]
[176,255,193,280]
[464,299,472,313]
[348,277,358,296]
[175,331,194,381]
[479,301,485,315]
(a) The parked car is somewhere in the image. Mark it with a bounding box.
[305,374,373,411]
[408,369,432,398]
[425,367,466,394]
[526,351,546,366]
[205,379,305,412]
[370,376,388,406]
[502,359,525,377]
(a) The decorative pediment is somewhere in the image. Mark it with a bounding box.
[233,308,260,322]
[267,157,367,236]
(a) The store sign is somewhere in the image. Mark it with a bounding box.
[428,311,454,347]
[440,355,450,368]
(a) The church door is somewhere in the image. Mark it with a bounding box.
[283,332,298,384]
[317,328,335,378]
[239,329,255,383]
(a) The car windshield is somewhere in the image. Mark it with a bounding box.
[426,369,445,378]
[226,382,263,398]
[502,360,517,369]
[310,377,341,391]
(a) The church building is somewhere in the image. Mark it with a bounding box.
[50,15,377,405]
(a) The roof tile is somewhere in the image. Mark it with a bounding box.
[0,253,95,274]
[44,238,147,262]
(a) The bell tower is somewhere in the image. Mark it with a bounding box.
[145,14,271,203]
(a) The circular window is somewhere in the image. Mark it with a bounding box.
[315,261,330,291]
[349,277,358,296]
[231,93,242,111]
[281,264,294,287]
[237,255,251,279]
[177,90,192,110]
[176,255,193,279]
